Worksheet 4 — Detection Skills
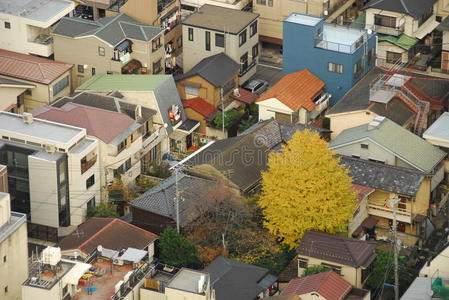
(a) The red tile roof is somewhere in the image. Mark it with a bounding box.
[256,69,325,112]
[183,97,216,118]
[281,271,352,300]
[230,88,259,104]
[35,103,135,143]
[352,184,375,201]
[0,49,72,85]
[58,218,158,256]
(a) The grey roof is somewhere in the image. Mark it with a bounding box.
[203,256,275,300]
[368,97,416,126]
[167,268,209,294]
[400,277,433,300]
[175,53,239,87]
[51,91,156,123]
[363,0,438,19]
[0,78,35,87]
[423,112,449,144]
[0,0,73,22]
[130,172,220,225]
[183,4,259,34]
[53,13,163,45]
[339,155,425,196]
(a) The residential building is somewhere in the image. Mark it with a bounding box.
[0,193,28,300]
[0,0,75,58]
[0,78,35,114]
[181,0,251,16]
[204,256,278,300]
[0,111,100,235]
[131,171,237,234]
[340,156,433,246]
[264,296,301,300]
[76,74,199,153]
[254,0,362,46]
[182,97,217,136]
[437,18,449,74]
[58,217,158,261]
[420,244,449,279]
[105,0,183,72]
[0,165,7,192]
[363,0,440,65]
[34,100,156,198]
[52,13,165,89]
[281,271,370,300]
[326,68,449,139]
[256,69,330,125]
[296,231,377,288]
[140,266,215,300]
[348,184,375,239]
[283,13,376,104]
[400,277,446,300]
[0,49,73,112]
[182,4,260,83]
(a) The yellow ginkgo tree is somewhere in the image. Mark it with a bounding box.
[259,129,356,248]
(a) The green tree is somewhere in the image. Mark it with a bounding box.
[159,227,200,268]
[259,129,357,248]
[303,265,332,276]
[86,203,118,218]
[213,110,240,129]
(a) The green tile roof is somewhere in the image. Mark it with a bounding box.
[378,34,418,50]
[77,74,171,91]
[330,118,446,173]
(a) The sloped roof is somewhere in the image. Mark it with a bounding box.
[0,49,72,84]
[368,97,416,126]
[203,256,275,300]
[297,231,377,268]
[53,13,163,45]
[0,77,35,88]
[230,88,259,104]
[352,184,375,201]
[330,118,446,173]
[378,34,418,50]
[58,217,157,255]
[363,0,437,19]
[340,156,425,196]
[257,69,325,112]
[176,53,239,87]
[281,271,352,300]
[34,103,136,143]
[183,97,216,118]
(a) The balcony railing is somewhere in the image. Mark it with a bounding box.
[81,154,97,174]
[368,203,412,223]
[158,0,175,14]
[309,93,330,120]
[373,23,404,36]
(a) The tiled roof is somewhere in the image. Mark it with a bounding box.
[281,271,352,300]
[378,34,418,51]
[352,184,375,201]
[257,69,324,112]
[297,231,377,268]
[368,97,416,126]
[0,49,72,84]
[363,0,437,19]
[34,103,136,143]
[58,218,157,255]
[183,97,216,118]
[230,88,259,104]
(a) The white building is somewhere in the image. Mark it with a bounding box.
[181,0,251,16]
[0,112,100,232]
[0,193,28,300]
[0,0,75,58]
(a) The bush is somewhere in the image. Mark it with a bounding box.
[86,203,118,218]
[303,265,332,276]
[159,227,201,268]
[213,110,240,129]
[148,161,171,179]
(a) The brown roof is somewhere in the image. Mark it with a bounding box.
[34,103,135,143]
[278,258,298,283]
[58,218,158,255]
[352,184,375,201]
[256,69,325,112]
[0,49,72,85]
[230,88,259,104]
[297,231,377,268]
[183,97,217,118]
[281,271,352,300]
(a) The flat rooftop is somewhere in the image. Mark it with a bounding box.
[0,197,26,244]
[317,23,367,53]
[423,112,449,146]
[285,13,321,26]
[24,260,75,290]
[0,112,84,145]
[0,0,74,22]
[168,268,208,294]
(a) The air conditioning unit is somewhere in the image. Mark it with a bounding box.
[23,112,33,124]
[113,258,124,266]
[233,88,240,97]
[44,144,56,153]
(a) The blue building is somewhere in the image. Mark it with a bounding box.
[283,13,377,105]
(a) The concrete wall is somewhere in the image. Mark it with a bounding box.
[420,245,449,278]
[327,111,376,139]
[348,195,369,236]
[0,87,27,113]
[257,98,294,121]
[0,219,27,300]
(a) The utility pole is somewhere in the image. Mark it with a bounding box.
[391,196,400,300]
[175,167,180,233]
[220,87,225,134]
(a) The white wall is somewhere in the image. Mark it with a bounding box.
[420,245,449,278]
[257,98,294,121]
[331,139,398,166]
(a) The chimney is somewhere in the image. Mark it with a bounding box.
[0,193,11,227]
[22,112,33,124]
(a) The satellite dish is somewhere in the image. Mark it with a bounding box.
[97,245,103,253]
[367,29,373,35]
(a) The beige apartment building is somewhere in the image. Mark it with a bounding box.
[182,4,259,84]
[52,13,165,89]
[0,193,28,300]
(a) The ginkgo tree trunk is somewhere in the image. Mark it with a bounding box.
[259,129,357,248]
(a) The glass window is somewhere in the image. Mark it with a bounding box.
[321,263,342,275]
[152,36,162,52]
[78,65,84,73]
[240,52,248,74]
[188,27,194,41]
[153,59,162,74]
[86,174,95,189]
[215,33,224,47]
[185,85,199,96]
[53,76,69,96]
[239,29,247,47]
[177,36,183,48]
[117,140,126,153]
[250,21,258,37]
[374,14,396,27]
[98,47,105,56]
[252,43,259,61]
[87,197,95,210]
[386,51,402,64]
[256,0,266,4]
[298,258,308,269]
[328,62,343,74]
[92,68,96,76]
[361,144,369,149]
[205,31,211,51]
[4,22,10,29]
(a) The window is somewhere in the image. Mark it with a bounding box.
[328,62,343,74]
[153,59,162,74]
[185,85,199,96]
[386,51,402,64]
[374,14,396,28]
[298,258,308,269]
[361,144,368,149]
[188,27,194,41]
[98,47,105,56]
[252,43,259,61]
[4,286,7,294]
[240,52,248,74]
[117,140,126,153]
[215,33,224,47]
[92,68,96,76]
[78,64,84,73]
[87,197,95,210]
[352,154,360,159]
[250,21,258,37]
[205,31,211,51]
[53,76,69,96]
[321,263,341,275]
[368,158,385,164]
[256,0,266,4]
[107,71,113,75]
[4,22,10,29]
[3,256,6,263]
[239,29,247,46]
[268,0,273,6]
[177,36,183,48]
[113,158,132,177]
[152,36,162,52]
[353,59,363,78]
[86,174,95,189]
[62,285,68,296]
[275,112,291,123]
[368,49,376,65]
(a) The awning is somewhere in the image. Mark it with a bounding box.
[64,261,91,285]
[175,119,200,135]
[258,274,277,289]
[414,18,440,40]
[122,59,142,74]
[115,39,133,52]
[117,247,147,263]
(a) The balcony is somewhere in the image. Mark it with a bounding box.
[27,34,53,57]
[373,23,404,36]
[368,203,412,224]
[309,93,330,120]
[81,154,97,174]
[158,0,176,14]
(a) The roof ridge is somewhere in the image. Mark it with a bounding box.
[113,218,158,238]
[77,218,115,252]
